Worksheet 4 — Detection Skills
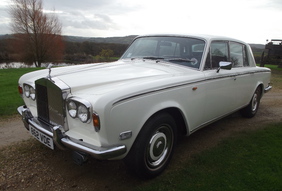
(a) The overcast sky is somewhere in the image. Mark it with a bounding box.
[0,0,281,44]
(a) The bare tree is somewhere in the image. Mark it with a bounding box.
[9,0,64,67]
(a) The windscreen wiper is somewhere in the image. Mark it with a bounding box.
[130,57,164,61]
[142,56,165,60]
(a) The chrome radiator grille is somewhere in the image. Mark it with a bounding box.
[35,78,67,128]
[36,83,49,123]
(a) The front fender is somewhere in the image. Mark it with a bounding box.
[107,93,189,157]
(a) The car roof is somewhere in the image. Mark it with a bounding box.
[136,34,247,44]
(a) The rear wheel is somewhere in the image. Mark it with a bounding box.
[124,113,177,179]
[240,87,262,118]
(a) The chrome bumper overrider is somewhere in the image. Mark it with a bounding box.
[17,105,126,160]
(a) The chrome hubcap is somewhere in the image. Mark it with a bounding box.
[252,93,258,112]
[146,125,173,168]
[149,132,167,165]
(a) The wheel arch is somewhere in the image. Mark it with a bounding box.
[140,107,188,138]
[159,107,188,136]
[248,82,264,102]
[256,83,264,98]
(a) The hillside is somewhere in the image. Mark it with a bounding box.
[0,34,137,44]
[249,44,265,49]
[63,35,137,44]
[249,43,265,57]
[0,34,265,61]
[0,34,265,47]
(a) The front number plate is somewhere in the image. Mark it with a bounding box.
[29,126,54,150]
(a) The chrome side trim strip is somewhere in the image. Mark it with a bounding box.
[113,79,206,106]
[113,70,271,106]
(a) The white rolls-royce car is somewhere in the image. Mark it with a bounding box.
[17,34,272,178]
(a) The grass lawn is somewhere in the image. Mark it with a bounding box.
[263,64,282,71]
[0,68,42,116]
[139,123,282,191]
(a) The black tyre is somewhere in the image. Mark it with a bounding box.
[124,112,177,179]
[240,87,262,118]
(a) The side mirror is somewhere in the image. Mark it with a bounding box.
[217,61,232,73]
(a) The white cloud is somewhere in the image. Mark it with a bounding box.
[0,0,281,44]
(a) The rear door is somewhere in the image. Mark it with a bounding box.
[229,42,256,107]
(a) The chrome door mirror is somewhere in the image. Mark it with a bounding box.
[217,61,232,73]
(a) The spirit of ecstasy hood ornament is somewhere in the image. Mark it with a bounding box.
[47,63,53,81]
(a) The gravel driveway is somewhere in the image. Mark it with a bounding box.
[0,90,281,190]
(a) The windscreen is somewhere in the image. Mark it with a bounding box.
[120,36,205,69]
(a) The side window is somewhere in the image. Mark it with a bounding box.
[205,41,228,69]
[243,45,249,66]
[230,42,244,67]
[205,41,250,70]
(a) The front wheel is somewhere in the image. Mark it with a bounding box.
[240,87,262,118]
[124,113,177,179]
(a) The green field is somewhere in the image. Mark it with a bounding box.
[139,123,282,191]
[263,64,282,71]
[0,68,42,117]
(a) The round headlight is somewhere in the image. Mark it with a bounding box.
[78,105,89,123]
[29,86,36,100]
[24,85,30,98]
[68,101,77,118]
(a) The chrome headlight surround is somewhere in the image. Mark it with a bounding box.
[23,84,36,100]
[67,97,92,123]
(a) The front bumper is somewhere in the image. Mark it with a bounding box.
[17,105,126,160]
